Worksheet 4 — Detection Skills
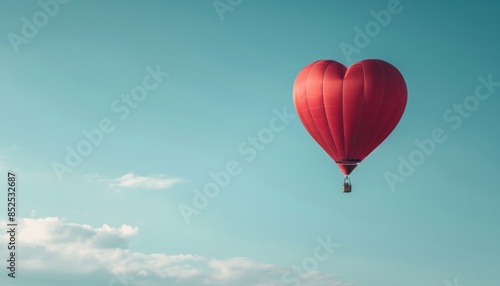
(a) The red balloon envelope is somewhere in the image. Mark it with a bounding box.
[293,59,407,176]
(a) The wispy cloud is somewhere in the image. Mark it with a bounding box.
[0,218,353,286]
[85,172,183,190]
[444,277,464,286]
[1,143,18,152]
[109,173,183,189]
[84,172,106,184]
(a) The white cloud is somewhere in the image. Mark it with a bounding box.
[0,143,18,152]
[84,172,106,184]
[0,218,353,286]
[208,257,279,281]
[85,172,183,190]
[6,143,19,151]
[109,173,182,189]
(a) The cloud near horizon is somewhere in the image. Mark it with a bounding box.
[0,217,354,286]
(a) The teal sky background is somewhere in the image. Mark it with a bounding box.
[0,1,499,285]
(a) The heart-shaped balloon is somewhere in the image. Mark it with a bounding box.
[293,59,407,175]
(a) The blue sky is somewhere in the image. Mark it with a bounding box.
[0,0,499,285]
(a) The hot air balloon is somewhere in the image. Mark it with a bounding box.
[293,59,407,193]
